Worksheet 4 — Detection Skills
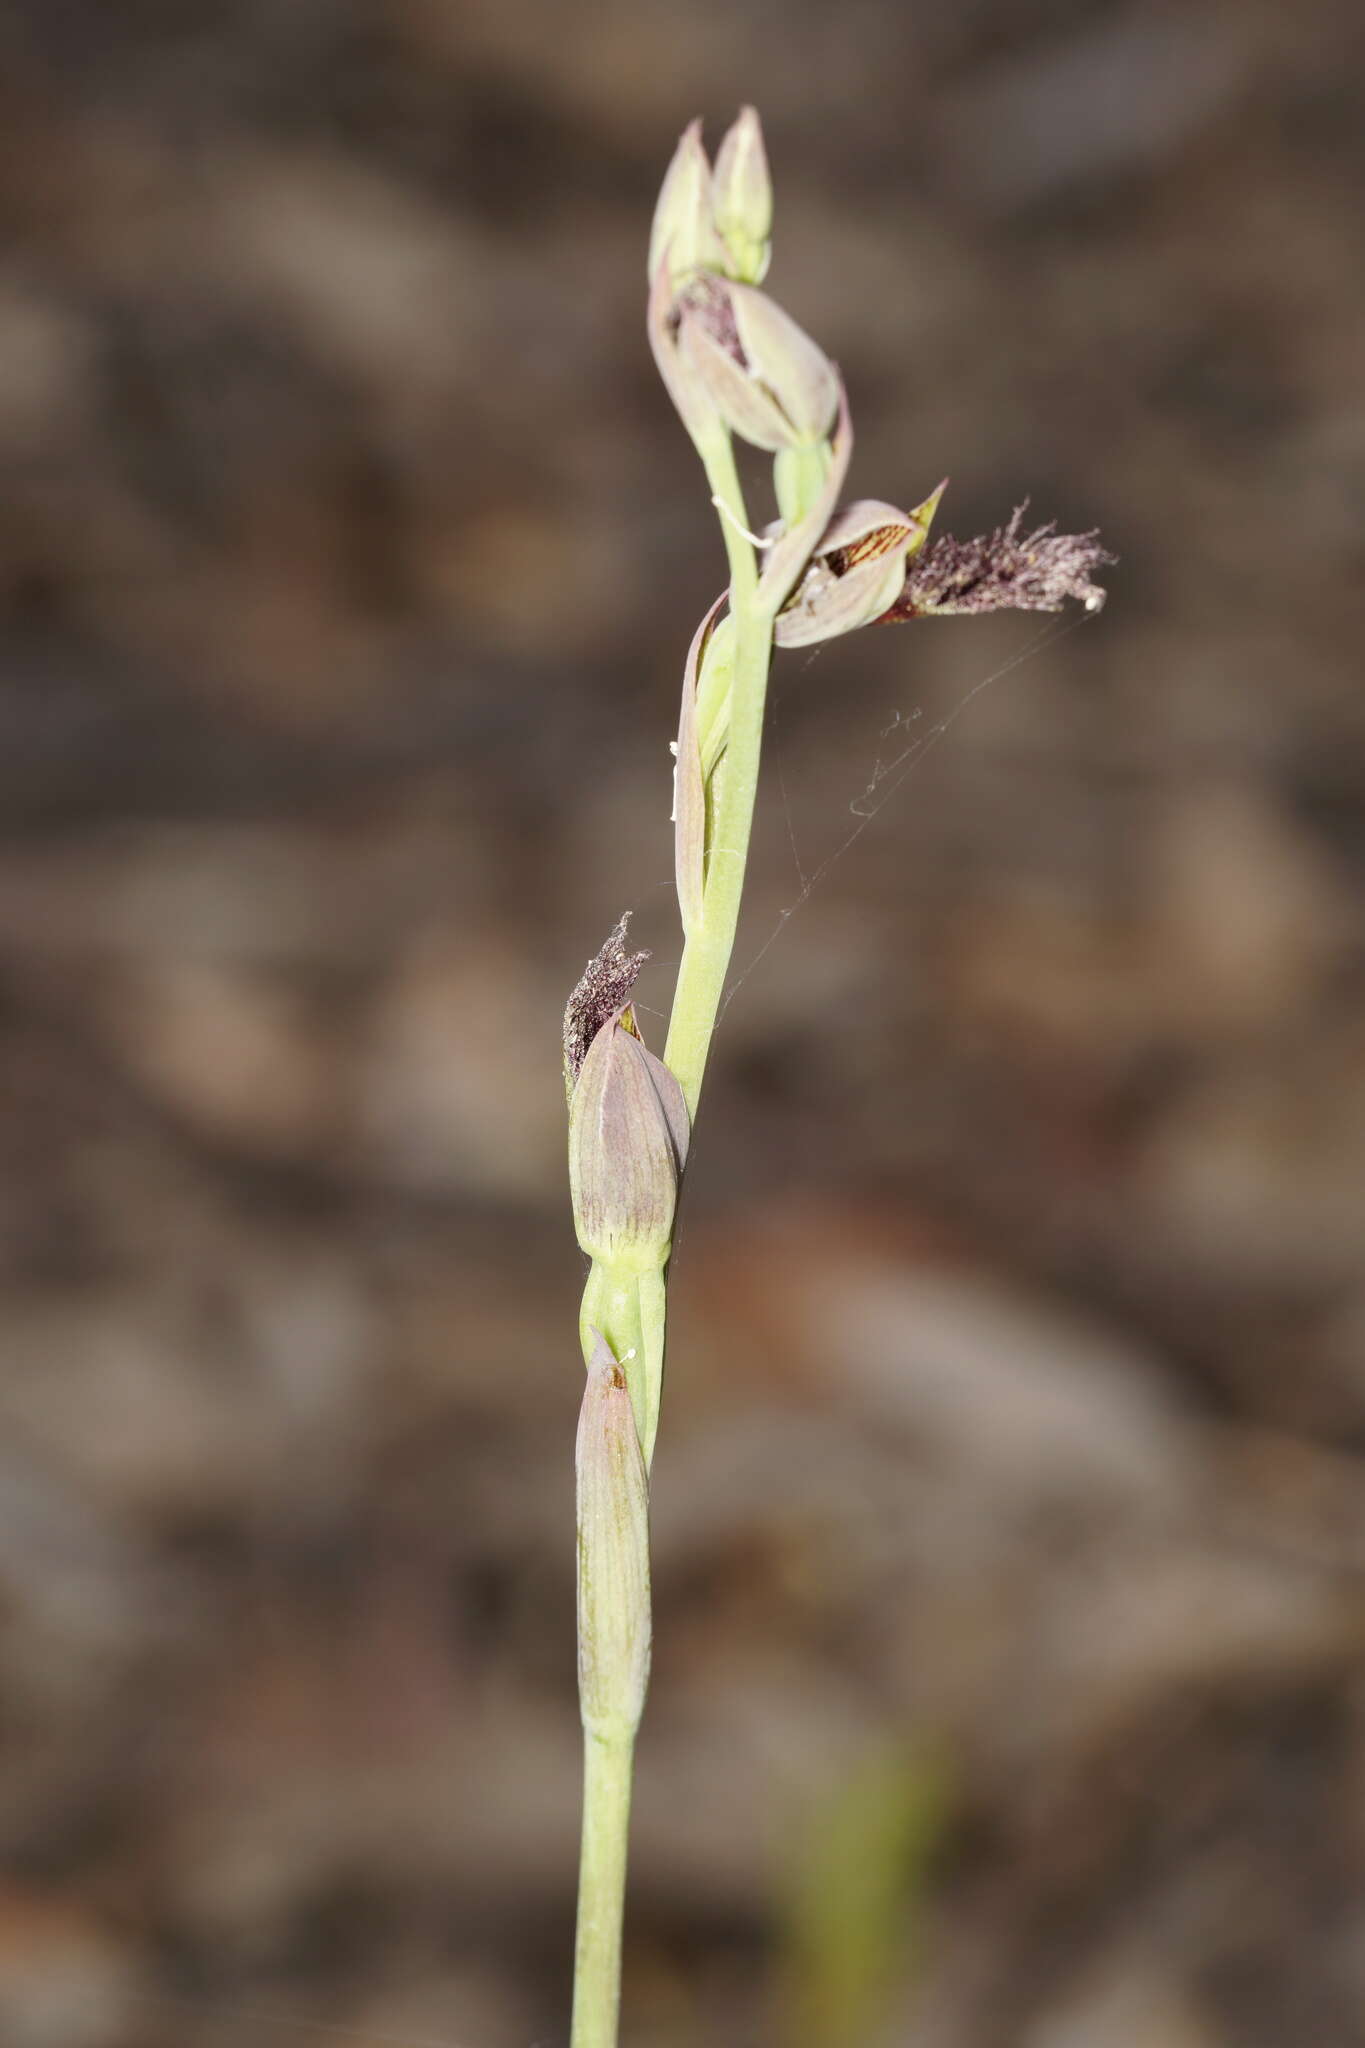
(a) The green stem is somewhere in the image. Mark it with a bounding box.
[636,1263,667,1468]
[570,1731,636,2048]
[571,428,776,2041]
[696,424,758,607]
[664,427,775,1120]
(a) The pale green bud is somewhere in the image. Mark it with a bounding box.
[711,105,772,283]
[648,118,729,287]
[568,1011,690,1271]
[577,1330,651,1741]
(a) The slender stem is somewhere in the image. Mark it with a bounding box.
[570,1732,636,2048]
[664,428,775,1120]
[572,431,775,2040]
[697,425,758,608]
[636,1263,667,1467]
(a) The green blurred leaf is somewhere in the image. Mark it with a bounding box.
[776,1738,952,2048]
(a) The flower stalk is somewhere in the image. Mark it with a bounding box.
[564,107,1112,2045]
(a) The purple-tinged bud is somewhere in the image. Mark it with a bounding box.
[577,1329,651,1740]
[568,1012,690,1271]
[675,278,838,453]
[676,291,792,452]
[648,119,729,288]
[711,105,772,284]
[774,496,933,648]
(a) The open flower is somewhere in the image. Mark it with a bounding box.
[773,485,944,647]
[773,490,1114,645]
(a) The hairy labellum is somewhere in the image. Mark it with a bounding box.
[563,915,651,1091]
[884,506,1115,620]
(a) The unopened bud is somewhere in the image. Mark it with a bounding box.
[568,1012,690,1270]
[774,496,932,647]
[676,279,838,453]
[730,283,839,445]
[648,119,728,287]
[676,289,791,452]
[711,106,772,283]
[577,1330,651,1741]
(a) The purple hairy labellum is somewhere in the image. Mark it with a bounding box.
[883,505,1115,621]
[563,915,651,1093]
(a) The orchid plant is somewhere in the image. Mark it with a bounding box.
[562,109,1111,2047]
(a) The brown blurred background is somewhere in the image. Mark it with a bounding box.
[1,1,1364,2043]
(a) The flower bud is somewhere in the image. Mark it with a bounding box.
[568,1012,690,1271]
[729,284,837,444]
[774,497,932,647]
[577,1330,651,1741]
[676,279,838,453]
[711,106,772,283]
[647,118,729,287]
[677,294,793,452]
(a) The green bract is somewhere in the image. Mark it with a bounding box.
[576,1331,652,1743]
